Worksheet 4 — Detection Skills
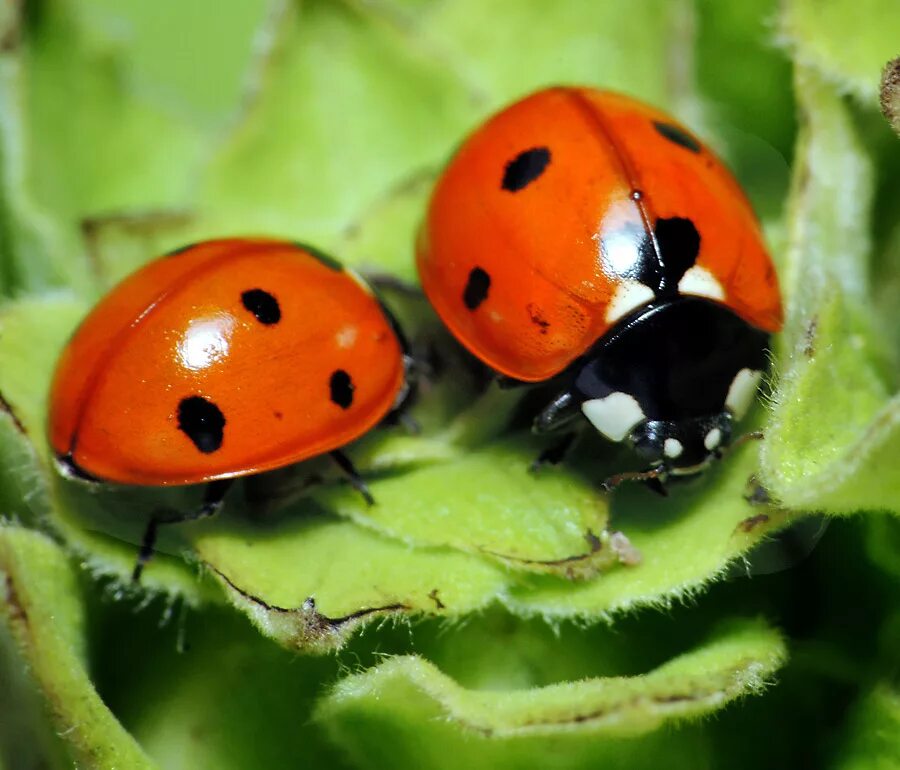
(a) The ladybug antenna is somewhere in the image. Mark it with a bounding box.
[728,429,765,452]
[600,465,668,495]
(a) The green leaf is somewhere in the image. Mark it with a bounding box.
[830,686,900,770]
[508,439,797,618]
[315,618,786,769]
[193,511,509,653]
[0,524,156,768]
[364,0,692,108]
[318,438,618,578]
[759,66,900,514]
[779,0,900,104]
[90,599,351,769]
[0,0,270,297]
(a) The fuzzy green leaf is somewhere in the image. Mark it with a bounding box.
[0,525,156,768]
[759,66,900,514]
[509,439,796,618]
[193,511,509,653]
[315,618,786,768]
[779,0,900,104]
[318,438,617,577]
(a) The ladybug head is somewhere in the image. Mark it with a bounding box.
[628,411,733,474]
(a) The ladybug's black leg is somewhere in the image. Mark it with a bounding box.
[132,478,234,583]
[533,390,582,434]
[530,432,578,473]
[329,450,375,506]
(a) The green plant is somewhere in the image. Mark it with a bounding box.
[1,1,898,768]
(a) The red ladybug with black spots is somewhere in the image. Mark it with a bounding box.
[49,238,412,578]
[417,87,782,486]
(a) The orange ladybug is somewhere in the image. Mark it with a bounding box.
[418,87,782,483]
[49,238,410,577]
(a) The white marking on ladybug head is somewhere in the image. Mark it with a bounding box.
[704,427,723,451]
[663,437,683,459]
[604,280,655,324]
[678,265,725,302]
[581,392,646,442]
[725,368,762,419]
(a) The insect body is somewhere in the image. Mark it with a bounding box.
[417,87,782,480]
[49,238,408,576]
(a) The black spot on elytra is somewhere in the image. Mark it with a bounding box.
[241,289,281,325]
[653,121,702,153]
[177,396,225,453]
[294,242,343,272]
[599,217,700,297]
[654,217,700,294]
[330,370,354,409]
[463,267,490,310]
[502,147,551,192]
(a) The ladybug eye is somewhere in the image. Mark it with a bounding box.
[501,147,551,191]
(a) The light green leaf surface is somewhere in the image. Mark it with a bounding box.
[779,0,900,104]
[360,0,693,108]
[0,525,156,769]
[316,618,786,769]
[194,511,509,653]
[319,439,615,577]
[759,66,900,514]
[0,0,269,297]
[509,439,794,617]
[831,686,900,770]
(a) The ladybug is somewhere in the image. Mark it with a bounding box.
[49,238,411,578]
[417,87,782,485]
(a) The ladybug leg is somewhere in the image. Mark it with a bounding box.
[530,432,578,473]
[132,479,233,583]
[329,450,375,506]
[532,390,582,434]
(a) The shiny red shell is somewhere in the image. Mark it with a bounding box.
[417,86,783,382]
[49,239,405,486]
